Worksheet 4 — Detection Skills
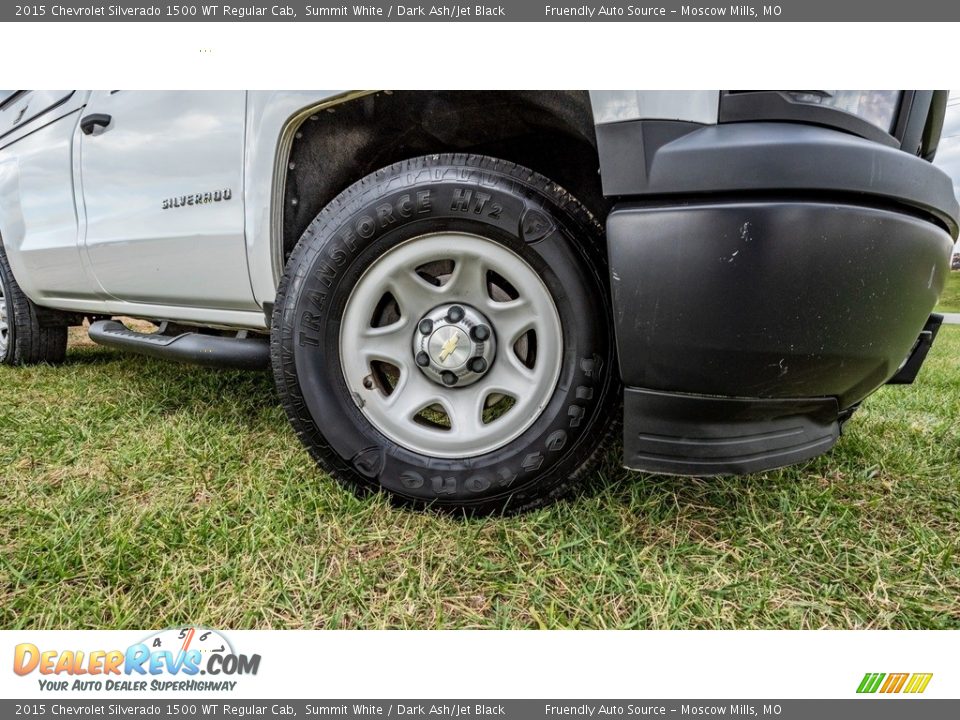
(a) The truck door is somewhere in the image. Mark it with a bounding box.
[78,91,256,311]
[0,91,100,304]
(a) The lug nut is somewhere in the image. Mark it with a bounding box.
[446,305,465,323]
[415,351,430,367]
[470,324,490,342]
[469,357,488,373]
[418,319,433,335]
[441,371,458,386]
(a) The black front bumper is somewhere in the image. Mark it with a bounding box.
[604,122,958,476]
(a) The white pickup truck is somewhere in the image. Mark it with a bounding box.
[1,90,956,514]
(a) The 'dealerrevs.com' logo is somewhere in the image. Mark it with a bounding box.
[857,672,933,694]
[13,627,261,693]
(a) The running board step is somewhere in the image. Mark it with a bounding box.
[88,320,269,371]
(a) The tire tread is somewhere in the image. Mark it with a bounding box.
[0,241,68,366]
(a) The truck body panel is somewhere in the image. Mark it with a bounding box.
[79,90,255,312]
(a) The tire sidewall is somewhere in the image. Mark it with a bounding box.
[275,157,616,509]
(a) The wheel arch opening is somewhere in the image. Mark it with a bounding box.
[279,90,607,265]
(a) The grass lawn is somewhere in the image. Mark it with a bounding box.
[936,271,960,313]
[2,326,958,630]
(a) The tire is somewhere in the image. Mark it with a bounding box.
[0,239,68,366]
[272,154,620,515]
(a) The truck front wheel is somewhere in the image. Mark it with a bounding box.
[0,241,68,366]
[271,154,619,514]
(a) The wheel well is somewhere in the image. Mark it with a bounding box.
[281,91,607,262]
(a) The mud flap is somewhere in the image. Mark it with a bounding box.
[887,313,943,385]
[623,388,840,476]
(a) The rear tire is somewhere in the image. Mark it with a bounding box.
[0,240,68,366]
[272,154,619,515]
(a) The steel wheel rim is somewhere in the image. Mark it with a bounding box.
[339,232,563,458]
[0,272,8,357]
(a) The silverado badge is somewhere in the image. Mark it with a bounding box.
[162,188,233,210]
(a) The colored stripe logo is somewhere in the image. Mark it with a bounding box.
[857,672,933,694]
